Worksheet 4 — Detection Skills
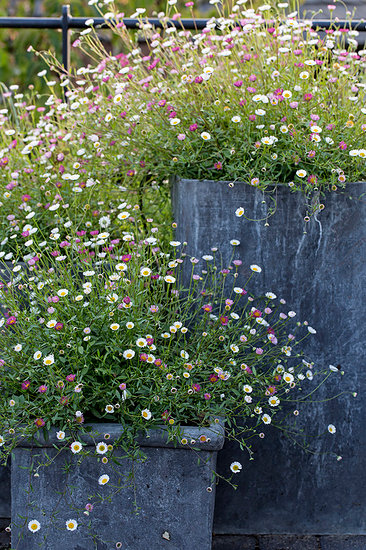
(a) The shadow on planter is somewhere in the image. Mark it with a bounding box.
[172,177,366,535]
[11,421,224,550]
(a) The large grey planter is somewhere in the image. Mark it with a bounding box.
[11,421,225,550]
[172,177,366,535]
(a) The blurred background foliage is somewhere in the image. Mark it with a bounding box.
[0,0,216,93]
[0,0,302,93]
[0,0,91,91]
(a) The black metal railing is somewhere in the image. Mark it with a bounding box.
[0,5,365,73]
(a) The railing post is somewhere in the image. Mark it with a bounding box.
[61,5,70,101]
[61,5,70,73]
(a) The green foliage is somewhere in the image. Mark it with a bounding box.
[0,205,332,459]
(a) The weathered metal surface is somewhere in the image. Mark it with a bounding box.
[11,422,223,550]
[172,178,366,534]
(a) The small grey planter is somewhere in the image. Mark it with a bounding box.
[172,177,366,535]
[11,421,225,550]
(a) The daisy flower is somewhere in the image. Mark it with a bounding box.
[142,409,152,420]
[43,354,54,366]
[28,520,41,533]
[96,442,108,455]
[230,461,242,473]
[123,349,135,360]
[66,519,78,531]
[98,474,110,485]
[70,441,82,454]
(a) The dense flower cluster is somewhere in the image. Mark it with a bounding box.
[0,209,335,459]
[0,1,364,257]
[52,0,366,203]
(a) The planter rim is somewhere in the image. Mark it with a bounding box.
[173,176,365,187]
[15,420,225,451]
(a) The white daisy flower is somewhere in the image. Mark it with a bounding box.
[115,263,127,271]
[140,267,152,277]
[117,211,130,220]
[296,169,307,178]
[98,474,110,485]
[96,442,108,455]
[57,289,68,297]
[142,409,152,420]
[136,338,147,348]
[311,125,322,134]
[43,354,54,366]
[66,519,78,531]
[28,520,41,533]
[70,441,82,454]
[230,461,242,473]
[123,349,135,360]
[268,396,280,407]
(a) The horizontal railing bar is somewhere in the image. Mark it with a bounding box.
[0,17,61,29]
[0,16,365,32]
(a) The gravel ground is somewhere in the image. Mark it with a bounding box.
[1,519,364,550]
[212,535,366,550]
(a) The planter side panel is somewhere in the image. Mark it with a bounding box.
[172,178,366,535]
[11,445,217,550]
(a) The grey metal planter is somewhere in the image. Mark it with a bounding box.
[11,421,225,550]
[172,177,366,535]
